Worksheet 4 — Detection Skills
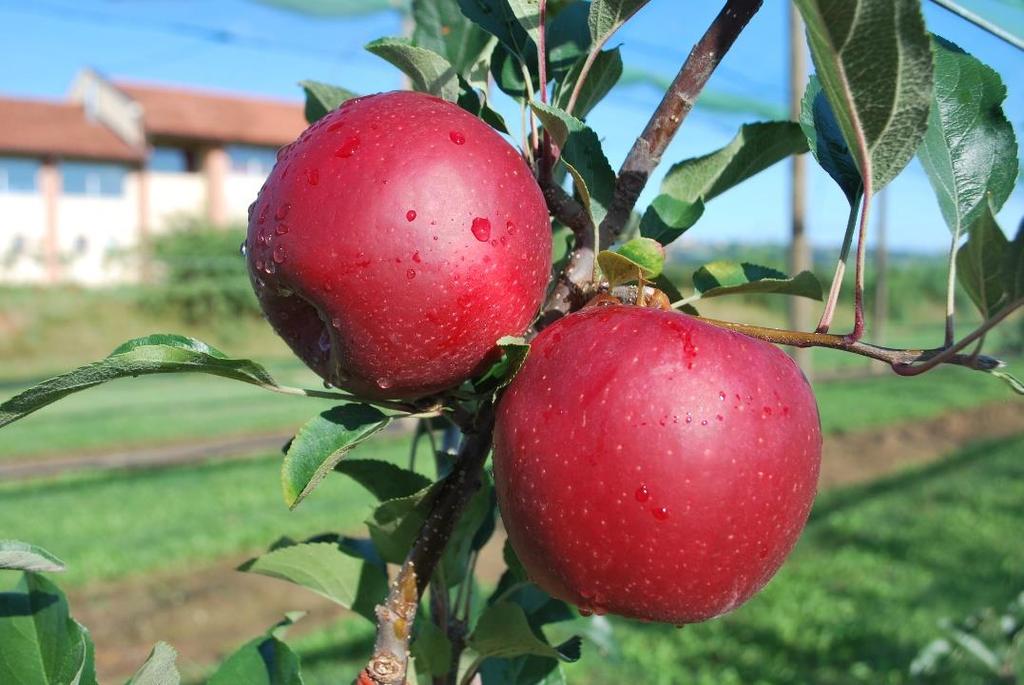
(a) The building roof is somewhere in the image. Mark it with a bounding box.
[0,97,144,162]
[117,82,306,147]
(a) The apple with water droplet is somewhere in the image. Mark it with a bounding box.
[245,91,552,399]
[493,303,822,624]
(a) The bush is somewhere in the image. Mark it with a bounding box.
[141,218,260,324]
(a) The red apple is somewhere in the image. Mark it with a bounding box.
[246,91,552,400]
[493,303,822,624]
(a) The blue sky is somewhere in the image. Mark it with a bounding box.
[1,0,1021,252]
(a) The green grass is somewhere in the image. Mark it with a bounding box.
[286,434,1024,685]
[0,438,410,587]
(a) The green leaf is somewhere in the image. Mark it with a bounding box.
[546,2,592,82]
[125,642,181,685]
[692,262,823,300]
[0,540,66,573]
[412,619,453,678]
[553,47,622,119]
[281,404,391,509]
[365,38,459,101]
[478,655,565,685]
[239,541,386,623]
[78,623,98,685]
[0,334,351,430]
[989,369,1024,395]
[530,102,616,224]
[793,0,933,191]
[639,195,704,246]
[469,602,582,661]
[918,35,1018,235]
[1006,222,1024,303]
[588,0,651,48]
[507,0,542,50]
[366,485,435,564]
[660,122,809,205]
[299,80,357,124]
[456,78,510,133]
[458,0,535,61]
[956,204,1010,317]
[412,0,492,73]
[473,336,531,393]
[207,615,304,685]
[0,571,88,685]
[335,459,432,502]
[800,75,861,204]
[596,237,665,287]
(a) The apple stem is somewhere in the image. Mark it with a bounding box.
[597,0,763,249]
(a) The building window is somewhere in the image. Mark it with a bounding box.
[0,157,40,193]
[61,161,127,196]
[227,145,278,176]
[149,146,198,173]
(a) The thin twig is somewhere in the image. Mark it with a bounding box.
[597,0,763,246]
[945,225,961,346]
[928,0,1024,51]
[536,180,598,325]
[816,194,861,332]
[850,185,873,340]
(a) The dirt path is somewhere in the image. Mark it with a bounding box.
[67,400,1024,681]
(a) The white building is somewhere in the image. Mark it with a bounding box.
[0,69,306,285]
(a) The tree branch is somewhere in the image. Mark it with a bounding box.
[359,404,496,684]
[597,0,763,246]
[536,180,598,325]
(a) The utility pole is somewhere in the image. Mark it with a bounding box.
[788,4,813,378]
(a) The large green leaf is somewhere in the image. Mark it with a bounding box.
[207,614,304,685]
[0,334,368,430]
[412,0,492,73]
[365,38,459,101]
[956,205,1011,317]
[299,80,357,124]
[692,262,823,300]
[0,572,89,685]
[125,643,181,685]
[588,0,651,47]
[239,541,386,623]
[366,484,435,564]
[0,540,65,573]
[468,602,581,661]
[335,459,432,502]
[553,47,622,119]
[546,2,591,82]
[918,35,1018,235]
[800,75,861,204]
[478,655,566,684]
[281,404,391,509]
[639,195,704,246]
[660,122,808,205]
[530,102,616,224]
[411,619,453,678]
[794,0,933,191]
[508,0,542,51]
[458,0,535,61]
[1006,221,1024,303]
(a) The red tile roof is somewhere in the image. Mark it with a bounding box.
[0,97,143,162]
[117,81,306,147]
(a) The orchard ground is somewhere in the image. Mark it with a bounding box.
[1,283,1022,682]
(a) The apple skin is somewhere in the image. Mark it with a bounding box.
[245,91,552,400]
[493,304,822,624]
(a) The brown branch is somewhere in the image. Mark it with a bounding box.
[359,403,496,684]
[536,180,598,326]
[597,0,763,246]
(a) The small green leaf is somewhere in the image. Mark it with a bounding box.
[800,75,861,204]
[366,485,436,564]
[412,0,493,74]
[639,195,704,245]
[1005,222,1023,303]
[238,541,386,623]
[456,77,510,133]
[989,369,1024,395]
[281,404,391,509]
[469,602,582,661]
[692,262,823,300]
[207,615,303,685]
[366,38,460,101]
[299,80,357,124]
[335,459,432,502]
[660,122,808,205]
[918,35,1018,235]
[0,572,88,685]
[554,47,623,119]
[412,619,453,678]
[473,336,531,393]
[479,655,566,685]
[794,0,933,190]
[125,642,181,685]
[956,204,1010,317]
[545,2,592,83]
[597,237,665,287]
[530,102,616,224]
[0,541,66,573]
[588,0,651,48]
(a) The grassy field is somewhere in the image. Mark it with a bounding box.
[284,434,1024,685]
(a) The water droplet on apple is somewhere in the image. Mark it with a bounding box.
[275,222,289,235]
[377,377,393,389]
[635,484,650,502]
[406,268,416,279]
[412,251,421,263]
[272,245,287,264]
[275,203,290,220]
[406,209,417,222]
[719,391,726,401]
[471,217,491,241]
[257,204,269,224]
[449,130,465,145]
[335,136,360,158]
[331,317,341,328]
[685,413,693,424]
[652,506,670,521]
